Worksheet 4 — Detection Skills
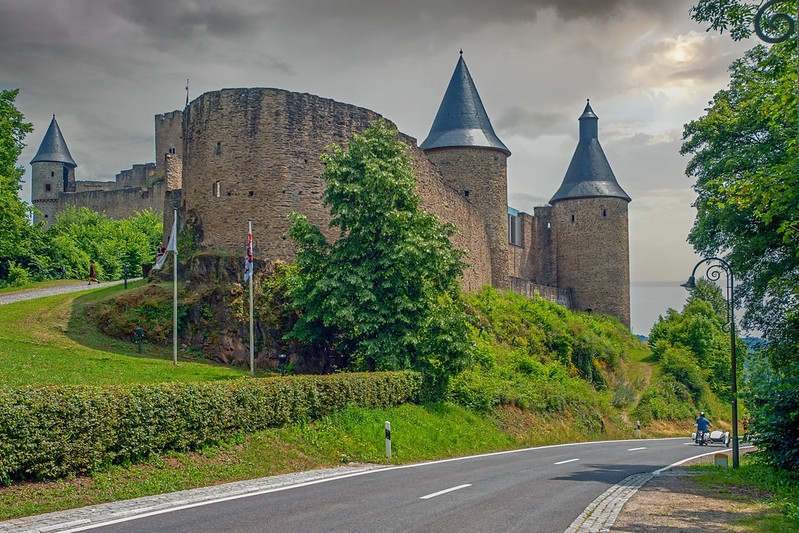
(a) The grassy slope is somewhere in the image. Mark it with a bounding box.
[0,281,258,387]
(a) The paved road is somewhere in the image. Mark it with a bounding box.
[73,438,717,533]
[0,279,142,306]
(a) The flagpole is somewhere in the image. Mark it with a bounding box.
[248,220,254,378]
[173,208,178,366]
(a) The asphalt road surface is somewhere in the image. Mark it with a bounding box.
[83,438,711,533]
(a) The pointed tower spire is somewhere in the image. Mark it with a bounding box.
[420,53,510,155]
[30,115,77,168]
[550,100,628,203]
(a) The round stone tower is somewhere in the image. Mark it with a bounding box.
[420,52,511,289]
[30,115,77,226]
[550,101,631,328]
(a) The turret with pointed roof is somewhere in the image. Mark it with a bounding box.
[31,115,77,226]
[31,115,77,168]
[421,51,510,155]
[422,53,511,289]
[550,101,631,327]
[550,101,629,204]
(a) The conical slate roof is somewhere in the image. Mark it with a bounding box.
[30,115,77,168]
[420,53,510,155]
[550,101,629,203]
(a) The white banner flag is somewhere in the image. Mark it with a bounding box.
[244,224,253,283]
[153,216,177,270]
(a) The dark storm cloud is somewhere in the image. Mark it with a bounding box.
[102,0,269,40]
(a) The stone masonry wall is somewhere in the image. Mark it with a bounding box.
[552,196,630,327]
[180,88,492,291]
[425,147,509,289]
[59,181,166,220]
[32,161,75,225]
[155,111,183,178]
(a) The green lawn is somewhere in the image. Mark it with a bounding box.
[0,281,257,386]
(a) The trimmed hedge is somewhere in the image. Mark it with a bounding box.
[0,371,421,484]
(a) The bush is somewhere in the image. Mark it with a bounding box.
[631,376,697,423]
[0,371,420,484]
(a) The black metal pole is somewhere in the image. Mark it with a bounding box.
[729,270,739,468]
[684,257,739,468]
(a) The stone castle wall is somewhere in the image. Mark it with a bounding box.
[425,147,508,289]
[552,196,630,327]
[60,181,166,220]
[31,161,75,225]
[179,88,492,291]
[155,111,183,178]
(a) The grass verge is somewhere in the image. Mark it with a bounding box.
[688,456,799,531]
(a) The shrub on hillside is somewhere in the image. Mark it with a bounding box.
[0,371,420,484]
[631,376,697,423]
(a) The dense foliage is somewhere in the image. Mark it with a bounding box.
[288,121,471,398]
[41,206,163,282]
[649,280,746,400]
[0,89,37,283]
[450,287,639,431]
[684,0,799,469]
[0,371,421,484]
[633,281,738,423]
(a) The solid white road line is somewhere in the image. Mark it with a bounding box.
[420,484,472,500]
[627,447,646,451]
[554,458,580,465]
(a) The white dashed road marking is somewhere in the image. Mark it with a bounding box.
[420,484,472,500]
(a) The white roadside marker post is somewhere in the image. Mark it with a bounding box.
[385,421,391,459]
[637,420,641,439]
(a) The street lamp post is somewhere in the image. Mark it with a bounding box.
[682,257,739,468]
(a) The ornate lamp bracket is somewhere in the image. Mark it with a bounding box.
[754,0,797,43]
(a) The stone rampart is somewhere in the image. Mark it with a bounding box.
[509,276,572,308]
[60,181,165,219]
[180,88,492,291]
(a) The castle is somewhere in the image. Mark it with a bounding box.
[30,54,631,327]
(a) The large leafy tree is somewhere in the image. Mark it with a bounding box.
[0,89,37,283]
[684,0,799,468]
[43,206,162,281]
[288,120,472,397]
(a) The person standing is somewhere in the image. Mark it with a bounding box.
[88,260,98,285]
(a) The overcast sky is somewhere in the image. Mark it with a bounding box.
[2,0,755,334]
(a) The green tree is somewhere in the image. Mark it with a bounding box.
[288,120,472,397]
[43,206,162,280]
[0,89,38,284]
[649,280,745,399]
[685,0,799,468]
[691,0,797,41]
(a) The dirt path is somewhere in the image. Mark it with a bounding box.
[0,279,141,306]
[611,451,767,532]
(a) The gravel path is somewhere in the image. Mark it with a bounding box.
[0,279,143,306]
